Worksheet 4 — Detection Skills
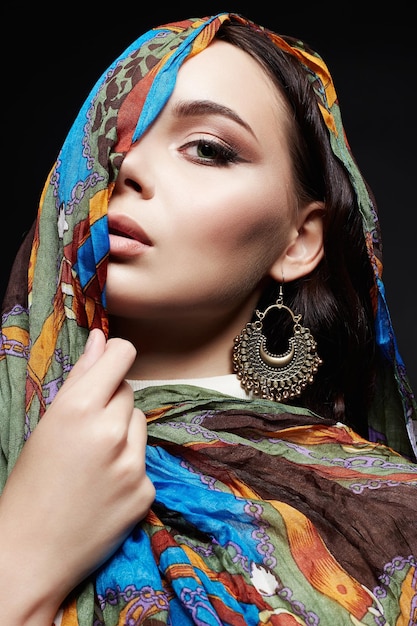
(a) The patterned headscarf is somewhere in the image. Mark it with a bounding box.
[1,13,416,483]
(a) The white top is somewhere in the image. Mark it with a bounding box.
[127,374,252,399]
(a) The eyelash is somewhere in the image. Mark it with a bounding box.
[180,138,241,166]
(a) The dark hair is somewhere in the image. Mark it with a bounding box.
[217,19,376,435]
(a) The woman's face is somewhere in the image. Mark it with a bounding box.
[106,39,298,321]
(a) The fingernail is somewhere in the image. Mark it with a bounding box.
[84,330,96,353]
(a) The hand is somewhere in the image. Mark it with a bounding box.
[0,329,155,625]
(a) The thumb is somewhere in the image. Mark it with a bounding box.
[67,328,107,381]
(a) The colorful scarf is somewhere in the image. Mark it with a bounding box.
[70,386,416,624]
[1,13,416,625]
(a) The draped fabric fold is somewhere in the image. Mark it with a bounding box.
[61,386,416,625]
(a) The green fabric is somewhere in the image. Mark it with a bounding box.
[70,385,416,624]
[0,12,416,625]
[1,15,415,482]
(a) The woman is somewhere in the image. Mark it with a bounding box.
[1,12,416,626]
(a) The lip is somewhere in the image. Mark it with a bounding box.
[107,213,153,257]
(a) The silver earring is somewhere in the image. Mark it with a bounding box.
[232,285,322,401]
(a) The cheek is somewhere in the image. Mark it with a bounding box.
[174,166,294,268]
[198,191,291,260]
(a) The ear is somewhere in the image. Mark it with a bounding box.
[268,201,325,282]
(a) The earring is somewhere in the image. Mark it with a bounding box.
[232,286,322,401]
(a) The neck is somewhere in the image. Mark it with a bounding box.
[109,303,255,380]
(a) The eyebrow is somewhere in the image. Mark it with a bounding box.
[171,99,255,136]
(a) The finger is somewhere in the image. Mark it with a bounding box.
[65,328,106,382]
[54,330,137,410]
[128,407,149,455]
[127,407,156,504]
[79,328,107,369]
[70,337,137,407]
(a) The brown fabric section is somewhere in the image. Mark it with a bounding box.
[2,221,35,314]
[164,409,416,591]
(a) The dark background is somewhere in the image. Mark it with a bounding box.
[3,3,416,390]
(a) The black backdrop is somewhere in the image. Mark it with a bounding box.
[3,2,416,389]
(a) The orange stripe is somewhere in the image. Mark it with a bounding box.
[273,500,373,619]
[396,565,416,626]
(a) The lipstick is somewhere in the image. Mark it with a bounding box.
[108,214,152,258]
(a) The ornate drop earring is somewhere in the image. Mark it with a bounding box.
[232,285,322,401]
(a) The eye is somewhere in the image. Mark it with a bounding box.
[180,138,242,166]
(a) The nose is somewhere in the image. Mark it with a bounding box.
[115,142,155,200]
